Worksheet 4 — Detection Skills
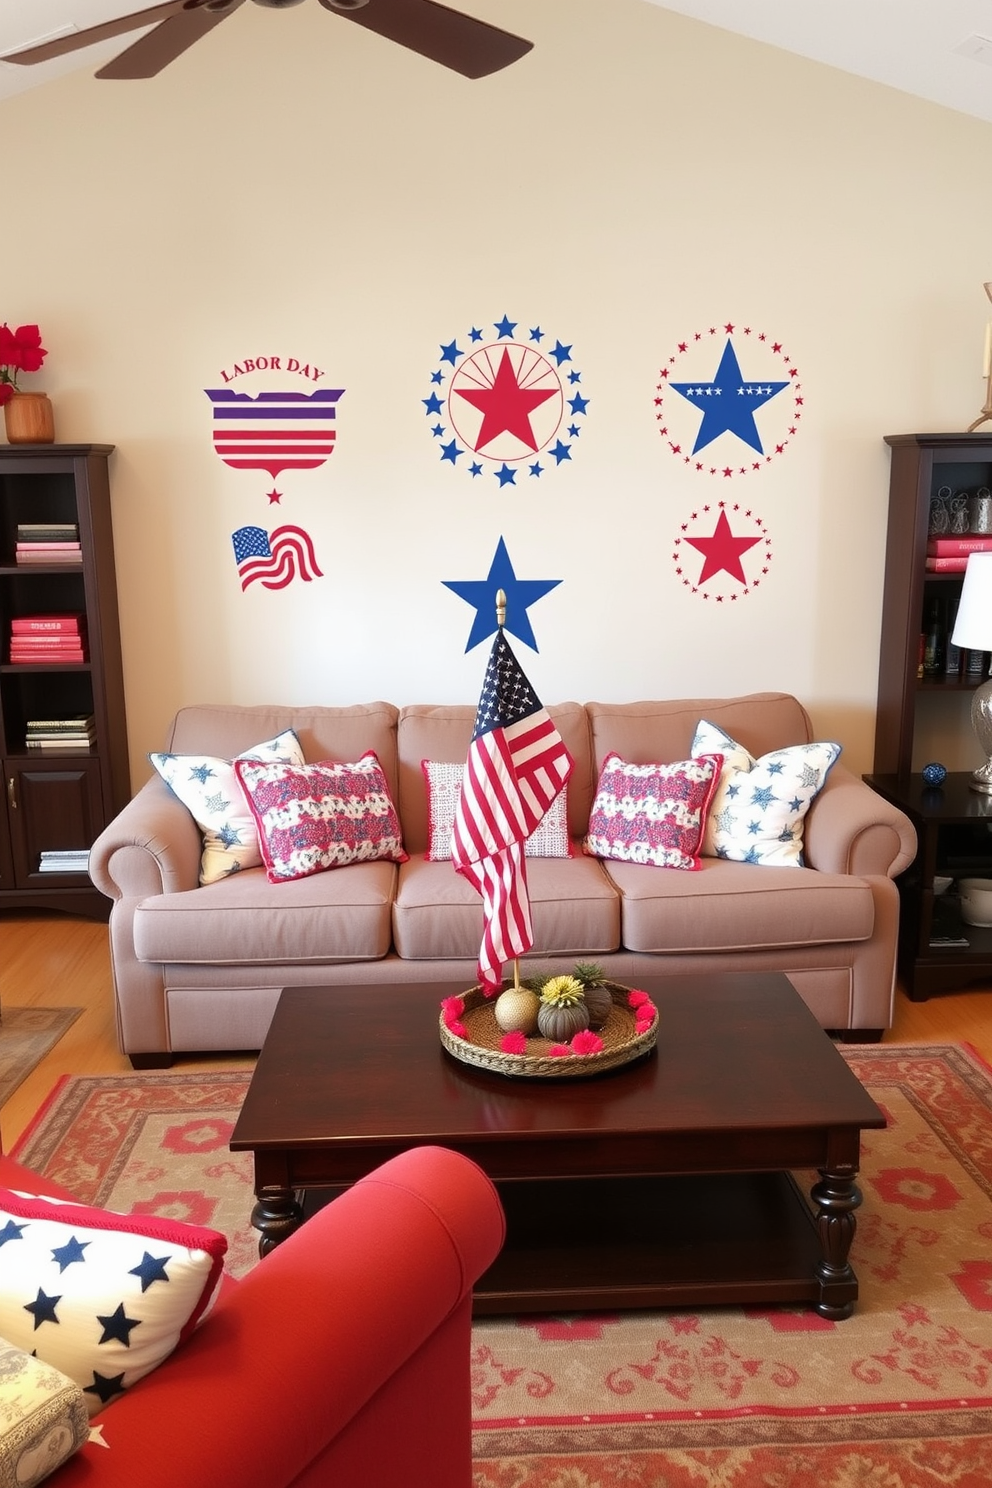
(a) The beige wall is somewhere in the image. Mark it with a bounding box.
[3,0,991,788]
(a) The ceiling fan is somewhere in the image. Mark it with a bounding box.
[1,0,533,81]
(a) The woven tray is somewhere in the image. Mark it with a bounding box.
[439,980,657,1080]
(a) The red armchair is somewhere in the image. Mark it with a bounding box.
[0,1144,505,1488]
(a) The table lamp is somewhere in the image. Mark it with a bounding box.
[951,550,992,792]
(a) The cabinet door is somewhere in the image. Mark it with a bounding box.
[5,759,103,886]
[0,805,14,891]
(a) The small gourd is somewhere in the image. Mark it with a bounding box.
[494,987,541,1035]
[537,975,590,1042]
[573,962,613,1030]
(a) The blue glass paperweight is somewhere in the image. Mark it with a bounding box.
[921,761,947,787]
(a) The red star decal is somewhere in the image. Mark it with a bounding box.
[266,488,283,505]
[684,508,762,584]
[454,348,556,453]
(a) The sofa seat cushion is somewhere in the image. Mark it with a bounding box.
[132,863,397,966]
[393,856,621,961]
[604,857,874,954]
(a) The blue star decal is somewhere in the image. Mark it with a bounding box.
[129,1252,171,1292]
[51,1236,89,1272]
[423,392,444,416]
[529,462,543,477]
[430,370,443,384]
[568,392,589,415]
[97,1304,142,1347]
[494,463,516,487]
[469,462,483,477]
[549,340,572,365]
[669,340,788,454]
[443,537,561,652]
[549,441,572,464]
[494,314,517,338]
[0,1220,25,1247]
[567,369,582,384]
[84,1372,127,1406]
[25,1289,61,1329]
[439,339,463,366]
[529,326,543,341]
[440,439,463,464]
[431,424,445,437]
[567,424,581,438]
[468,327,484,342]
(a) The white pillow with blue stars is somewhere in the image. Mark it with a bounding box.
[0,1189,227,1417]
[691,720,841,868]
[149,729,304,885]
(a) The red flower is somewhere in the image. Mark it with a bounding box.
[0,384,12,408]
[441,996,465,1028]
[570,1029,605,1055]
[447,1019,468,1040]
[547,1043,572,1057]
[628,989,652,1008]
[500,1030,527,1055]
[0,323,48,391]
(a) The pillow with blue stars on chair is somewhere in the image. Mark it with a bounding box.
[0,1189,227,1416]
[690,719,841,868]
[149,728,305,885]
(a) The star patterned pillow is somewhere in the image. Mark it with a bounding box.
[149,729,305,885]
[0,1190,227,1417]
[690,719,841,868]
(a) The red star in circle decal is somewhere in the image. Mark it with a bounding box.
[673,501,773,601]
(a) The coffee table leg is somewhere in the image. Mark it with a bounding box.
[809,1168,863,1320]
[251,1185,305,1258]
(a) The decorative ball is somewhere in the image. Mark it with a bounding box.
[493,987,540,1035]
[580,981,613,1030]
[537,998,590,1043]
[921,761,947,787]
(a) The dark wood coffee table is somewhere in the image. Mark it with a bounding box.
[229,971,885,1319]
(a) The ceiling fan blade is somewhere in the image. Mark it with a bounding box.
[2,2,190,65]
[317,0,532,79]
[96,0,246,79]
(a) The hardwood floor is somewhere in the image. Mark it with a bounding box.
[1,911,991,1151]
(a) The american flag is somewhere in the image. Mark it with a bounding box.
[205,388,344,479]
[452,629,573,991]
[231,525,323,591]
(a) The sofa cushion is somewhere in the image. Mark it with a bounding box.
[0,1336,88,1485]
[392,855,621,961]
[234,753,408,883]
[604,856,874,954]
[691,720,840,868]
[583,753,722,870]
[149,729,305,885]
[133,861,398,965]
[0,1190,226,1417]
[422,760,571,861]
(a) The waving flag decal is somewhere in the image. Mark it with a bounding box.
[205,388,345,479]
[231,525,323,591]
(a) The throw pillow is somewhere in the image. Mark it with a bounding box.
[0,1190,227,1417]
[421,760,571,861]
[690,719,841,867]
[583,753,722,870]
[234,751,408,883]
[149,729,305,885]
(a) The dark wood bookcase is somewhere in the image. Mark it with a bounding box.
[867,432,992,998]
[0,445,129,917]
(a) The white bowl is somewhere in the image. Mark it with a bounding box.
[959,878,992,927]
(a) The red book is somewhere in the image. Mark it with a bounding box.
[15,542,82,551]
[9,614,85,634]
[925,556,970,572]
[926,537,992,557]
[10,654,86,665]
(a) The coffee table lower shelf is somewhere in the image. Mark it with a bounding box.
[470,1170,852,1317]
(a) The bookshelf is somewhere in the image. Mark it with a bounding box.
[0,445,129,917]
[867,432,992,998]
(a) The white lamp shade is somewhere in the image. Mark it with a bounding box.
[951,551,992,649]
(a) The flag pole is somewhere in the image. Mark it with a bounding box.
[495,588,520,992]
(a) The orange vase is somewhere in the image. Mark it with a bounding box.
[4,391,55,444]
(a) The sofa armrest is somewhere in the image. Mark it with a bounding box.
[802,764,917,879]
[88,777,201,901]
[55,1146,505,1488]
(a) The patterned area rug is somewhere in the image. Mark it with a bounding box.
[0,1007,82,1108]
[11,1045,992,1486]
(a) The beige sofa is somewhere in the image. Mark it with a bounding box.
[89,692,917,1066]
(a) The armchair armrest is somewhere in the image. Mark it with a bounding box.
[88,776,201,901]
[56,1146,506,1488]
[802,763,917,879]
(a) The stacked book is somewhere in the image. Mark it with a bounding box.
[25,714,96,751]
[38,849,90,874]
[15,522,81,565]
[8,613,88,664]
[926,536,992,572]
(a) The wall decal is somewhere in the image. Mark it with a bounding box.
[443,536,561,650]
[672,501,773,601]
[654,325,801,477]
[425,316,587,483]
[231,524,324,592]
